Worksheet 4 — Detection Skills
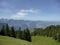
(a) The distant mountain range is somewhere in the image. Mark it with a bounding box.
[0,19,60,30]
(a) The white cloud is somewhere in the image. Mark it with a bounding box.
[17,11,27,16]
[11,12,27,19]
[20,8,40,13]
[11,9,40,19]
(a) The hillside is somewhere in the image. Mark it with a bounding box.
[0,35,31,45]
[32,36,60,45]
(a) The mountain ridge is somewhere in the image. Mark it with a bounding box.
[0,19,60,30]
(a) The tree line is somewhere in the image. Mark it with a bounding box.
[0,24,31,42]
[32,25,60,42]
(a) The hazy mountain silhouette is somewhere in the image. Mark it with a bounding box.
[0,19,60,30]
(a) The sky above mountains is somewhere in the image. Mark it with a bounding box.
[0,0,60,21]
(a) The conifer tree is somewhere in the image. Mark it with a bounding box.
[0,25,5,36]
[5,24,10,36]
[25,28,31,42]
[10,26,15,38]
[21,30,26,40]
[16,27,22,39]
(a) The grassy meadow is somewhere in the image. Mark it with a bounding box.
[0,35,31,45]
[0,35,60,45]
[32,36,60,45]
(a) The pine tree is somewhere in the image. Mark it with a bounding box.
[10,26,15,38]
[0,32,1,35]
[25,28,31,42]
[5,24,10,36]
[21,30,26,40]
[6,24,10,36]
[0,25,5,36]
[53,33,57,40]
[16,27,22,39]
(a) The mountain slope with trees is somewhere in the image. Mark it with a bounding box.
[0,24,31,42]
[32,25,60,42]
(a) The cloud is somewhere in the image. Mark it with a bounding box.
[11,12,27,19]
[20,8,39,13]
[10,9,40,19]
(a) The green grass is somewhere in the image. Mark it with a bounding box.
[1,36,60,45]
[0,35,31,45]
[32,36,60,45]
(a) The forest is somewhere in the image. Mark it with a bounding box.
[0,24,31,42]
[0,24,60,42]
[32,25,60,42]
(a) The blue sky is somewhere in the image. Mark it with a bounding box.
[0,0,60,21]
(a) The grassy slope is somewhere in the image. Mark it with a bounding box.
[32,36,60,45]
[1,36,60,45]
[0,35,31,45]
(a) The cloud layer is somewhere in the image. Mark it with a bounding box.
[11,9,40,19]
